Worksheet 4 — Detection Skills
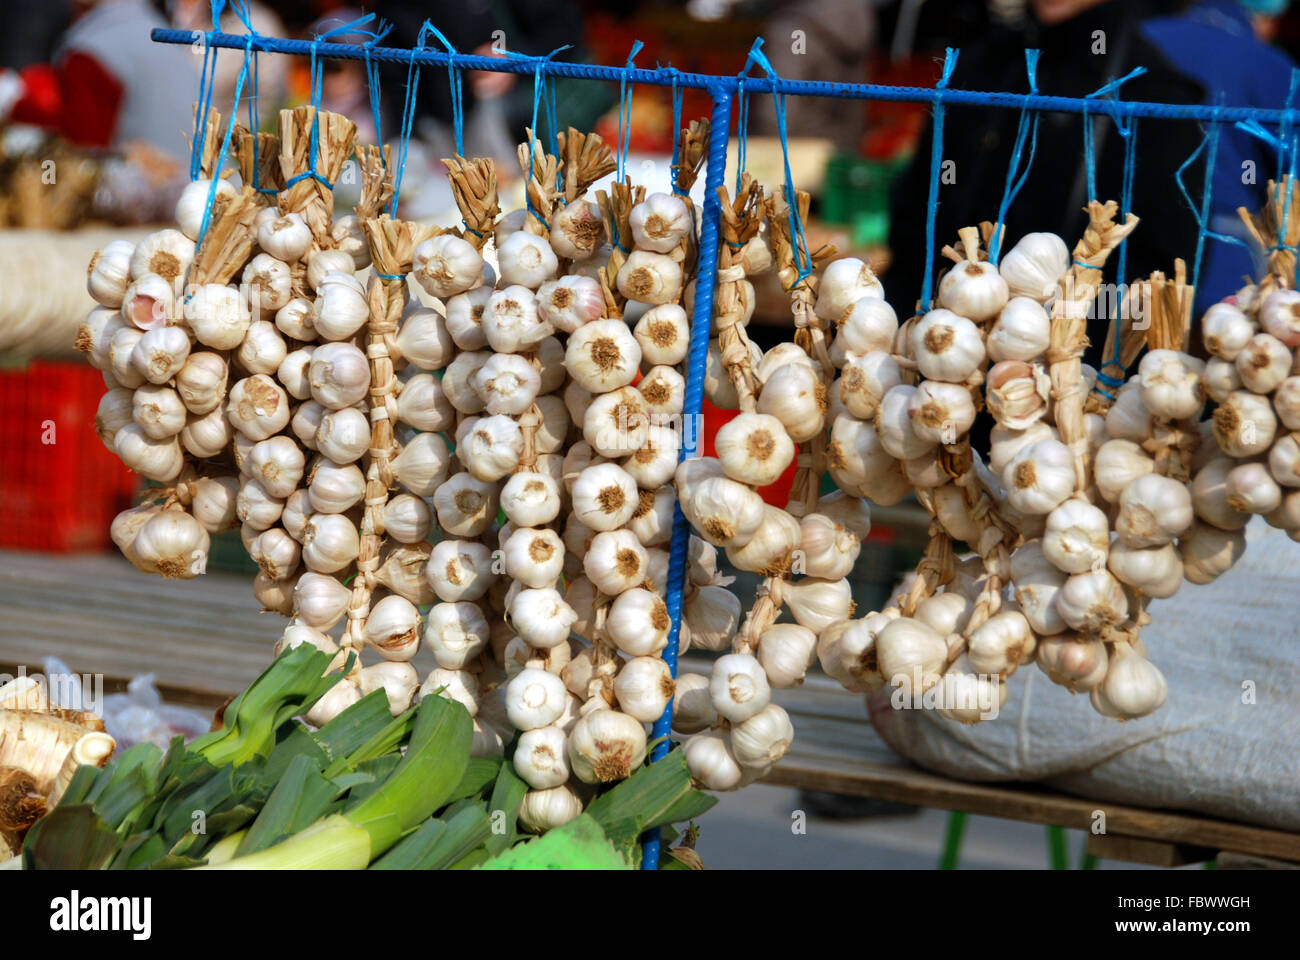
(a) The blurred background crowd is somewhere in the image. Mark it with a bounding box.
[3,0,1298,314]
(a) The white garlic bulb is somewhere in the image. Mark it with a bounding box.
[569,708,647,783]
[518,783,585,833]
[174,351,227,415]
[185,283,250,349]
[1138,350,1205,420]
[1107,541,1183,598]
[998,232,1069,301]
[709,653,771,723]
[508,588,578,649]
[293,572,350,629]
[633,303,689,365]
[413,234,484,298]
[425,601,490,668]
[549,200,606,259]
[874,617,946,694]
[417,667,481,717]
[432,472,498,537]
[684,731,745,791]
[985,360,1050,429]
[1010,540,1068,636]
[830,297,898,366]
[907,380,976,444]
[1054,570,1128,632]
[236,478,283,531]
[1093,645,1166,720]
[87,240,136,308]
[514,725,571,789]
[814,258,884,323]
[672,673,717,734]
[684,585,741,652]
[502,527,565,588]
[911,309,987,382]
[497,231,558,289]
[1258,288,1300,347]
[115,423,183,481]
[614,656,675,722]
[1213,389,1277,458]
[132,384,187,440]
[506,667,568,731]
[1041,499,1109,573]
[1093,439,1155,503]
[571,462,639,532]
[616,249,682,305]
[629,192,692,252]
[1003,438,1075,515]
[1235,332,1291,394]
[606,588,671,656]
[1036,632,1108,691]
[714,412,795,486]
[582,529,647,595]
[1115,473,1193,547]
[938,258,1009,321]
[756,623,818,687]
[190,476,239,533]
[246,436,305,498]
[726,505,801,575]
[129,509,210,578]
[1179,522,1246,584]
[444,286,492,351]
[565,319,641,392]
[300,513,360,573]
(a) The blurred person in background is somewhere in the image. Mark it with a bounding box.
[752,0,877,153]
[886,0,1205,366]
[1141,0,1298,312]
[168,0,291,127]
[4,0,196,161]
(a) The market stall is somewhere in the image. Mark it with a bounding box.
[4,2,1300,873]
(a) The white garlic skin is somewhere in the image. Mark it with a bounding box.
[830,298,898,366]
[1036,632,1108,691]
[1138,350,1205,420]
[1054,570,1129,632]
[1107,541,1183,598]
[616,249,683,305]
[814,258,884,323]
[998,232,1069,301]
[569,708,648,783]
[1003,439,1075,515]
[87,240,136,308]
[709,653,771,723]
[671,673,717,734]
[1213,390,1277,458]
[1115,473,1193,547]
[1258,288,1300,347]
[988,296,1051,362]
[129,509,210,578]
[1201,302,1256,360]
[1094,645,1167,720]
[938,258,1009,322]
[1179,522,1246,584]
[756,623,818,688]
[1235,332,1291,394]
[1041,499,1109,574]
[910,309,987,382]
[413,234,484,298]
[874,617,947,694]
[497,231,558,289]
[629,192,692,252]
[1011,540,1069,636]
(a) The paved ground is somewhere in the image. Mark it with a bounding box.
[696,784,1164,869]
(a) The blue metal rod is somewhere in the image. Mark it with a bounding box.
[639,85,733,872]
[153,28,1300,127]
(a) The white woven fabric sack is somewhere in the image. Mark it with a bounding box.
[869,518,1300,831]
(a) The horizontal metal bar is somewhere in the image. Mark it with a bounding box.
[154,28,1300,127]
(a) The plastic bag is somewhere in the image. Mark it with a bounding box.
[41,657,212,752]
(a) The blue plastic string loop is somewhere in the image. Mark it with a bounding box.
[989,49,1041,264]
[1081,66,1146,206]
[195,33,254,252]
[389,21,435,217]
[361,21,394,150]
[919,48,959,312]
[616,41,644,184]
[424,23,464,158]
[745,39,813,288]
[1073,260,1102,270]
[1114,116,1138,295]
[666,67,686,195]
[189,31,218,183]
[376,272,406,281]
[498,44,569,229]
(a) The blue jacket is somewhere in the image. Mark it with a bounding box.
[1142,1,1298,309]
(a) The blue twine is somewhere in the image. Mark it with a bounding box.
[667,67,686,195]
[989,49,1041,264]
[1176,109,1242,294]
[423,23,464,158]
[499,44,570,229]
[1081,67,1146,206]
[745,39,813,288]
[390,22,435,217]
[735,74,749,196]
[195,34,254,252]
[1115,116,1138,295]
[189,31,218,182]
[376,272,406,281]
[362,22,394,149]
[1073,260,1102,269]
[617,41,644,183]
[920,48,959,312]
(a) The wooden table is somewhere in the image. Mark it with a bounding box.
[2,548,1296,868]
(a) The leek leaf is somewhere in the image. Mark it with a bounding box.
[236,754,341,857]
[484,762,528,856]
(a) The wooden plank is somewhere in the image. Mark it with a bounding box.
[761,749,1300,863]
[1085,834,1215,868]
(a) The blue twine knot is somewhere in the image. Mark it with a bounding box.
[664,66,687,196]
[500,43,571,230]
[616,41,644,184]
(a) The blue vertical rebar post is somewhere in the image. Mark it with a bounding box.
[641,85,733,870]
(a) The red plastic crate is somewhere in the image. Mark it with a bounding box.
[0,360,138,551]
